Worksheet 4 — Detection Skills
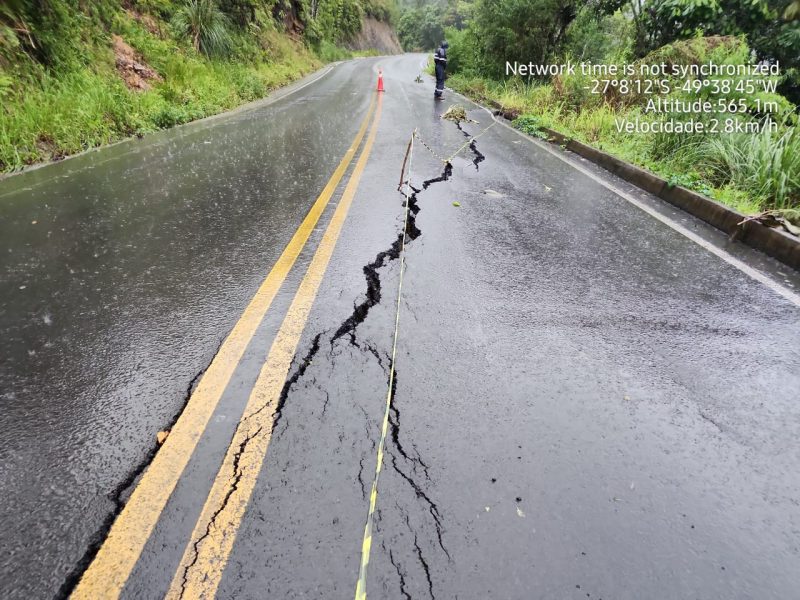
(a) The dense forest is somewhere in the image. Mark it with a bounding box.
[399,0,799,214]
[0,0,400,171]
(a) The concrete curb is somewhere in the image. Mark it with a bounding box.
[485,100,800,271]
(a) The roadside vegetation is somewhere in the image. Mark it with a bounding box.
[405,0,800,215]
[0,0,400,172]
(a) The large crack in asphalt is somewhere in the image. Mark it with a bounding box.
[56,336,225,599]
[455,120,487,169]
[273,331,325,432]
[372,124,490,593]
[414,533,435,600]
[181,123,484,597]
[178,423,264,597]
[389,547,413,600]
[273,157,454,437]
[60,122,486,599]
[277,116,489,418]
[388,376,430,482]
[176,330,327,598]
[274,125,483,596]
[327,177,426,347]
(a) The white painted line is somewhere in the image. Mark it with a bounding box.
[272,64,336,100]
[470,103,800,310]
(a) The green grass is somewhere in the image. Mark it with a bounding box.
[699,126,800,211]
[448,73,798,213]
[0,12,321,172]
[315,40,353,62]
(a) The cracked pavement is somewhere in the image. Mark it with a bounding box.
[2,54,800,599]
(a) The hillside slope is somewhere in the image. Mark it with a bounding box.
[0,0,399,173]
[347,17,402,54]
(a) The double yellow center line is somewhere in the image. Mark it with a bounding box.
[167,92,384,599]
[72,92,383,599]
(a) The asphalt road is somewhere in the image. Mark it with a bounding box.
[1,54,799,600]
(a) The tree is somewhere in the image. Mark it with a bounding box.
[564,7,633,61]
[630,0,800,101]
[442,0,475,29]
[470,0,579,78]
[397,5,445,49]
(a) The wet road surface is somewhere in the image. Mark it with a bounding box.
[1,54,800,599]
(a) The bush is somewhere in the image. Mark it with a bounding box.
[699,125,800,210]
[218,0,257,28]
[362,0,396,23]
[0,68,139,169]
[315,0,363,43]
[152,103,191,128]
[313,40,352,62]
[443,26,478,76]
[564,7,633,62]
[512,114,548,139]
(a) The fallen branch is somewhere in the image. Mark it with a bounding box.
[738,209,800,237]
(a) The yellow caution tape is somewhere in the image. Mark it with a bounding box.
[354,130,416,600]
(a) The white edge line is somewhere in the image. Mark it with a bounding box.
[466,100,800,310]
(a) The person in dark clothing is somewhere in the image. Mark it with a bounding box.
[434,40,448,99]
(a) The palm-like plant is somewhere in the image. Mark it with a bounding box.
[171,0,231,57]
[786,0,800,20]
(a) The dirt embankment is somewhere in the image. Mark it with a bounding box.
[113,34,161,91]
[347,17,402,54]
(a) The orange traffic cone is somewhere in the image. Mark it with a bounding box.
[377,70,385,92]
